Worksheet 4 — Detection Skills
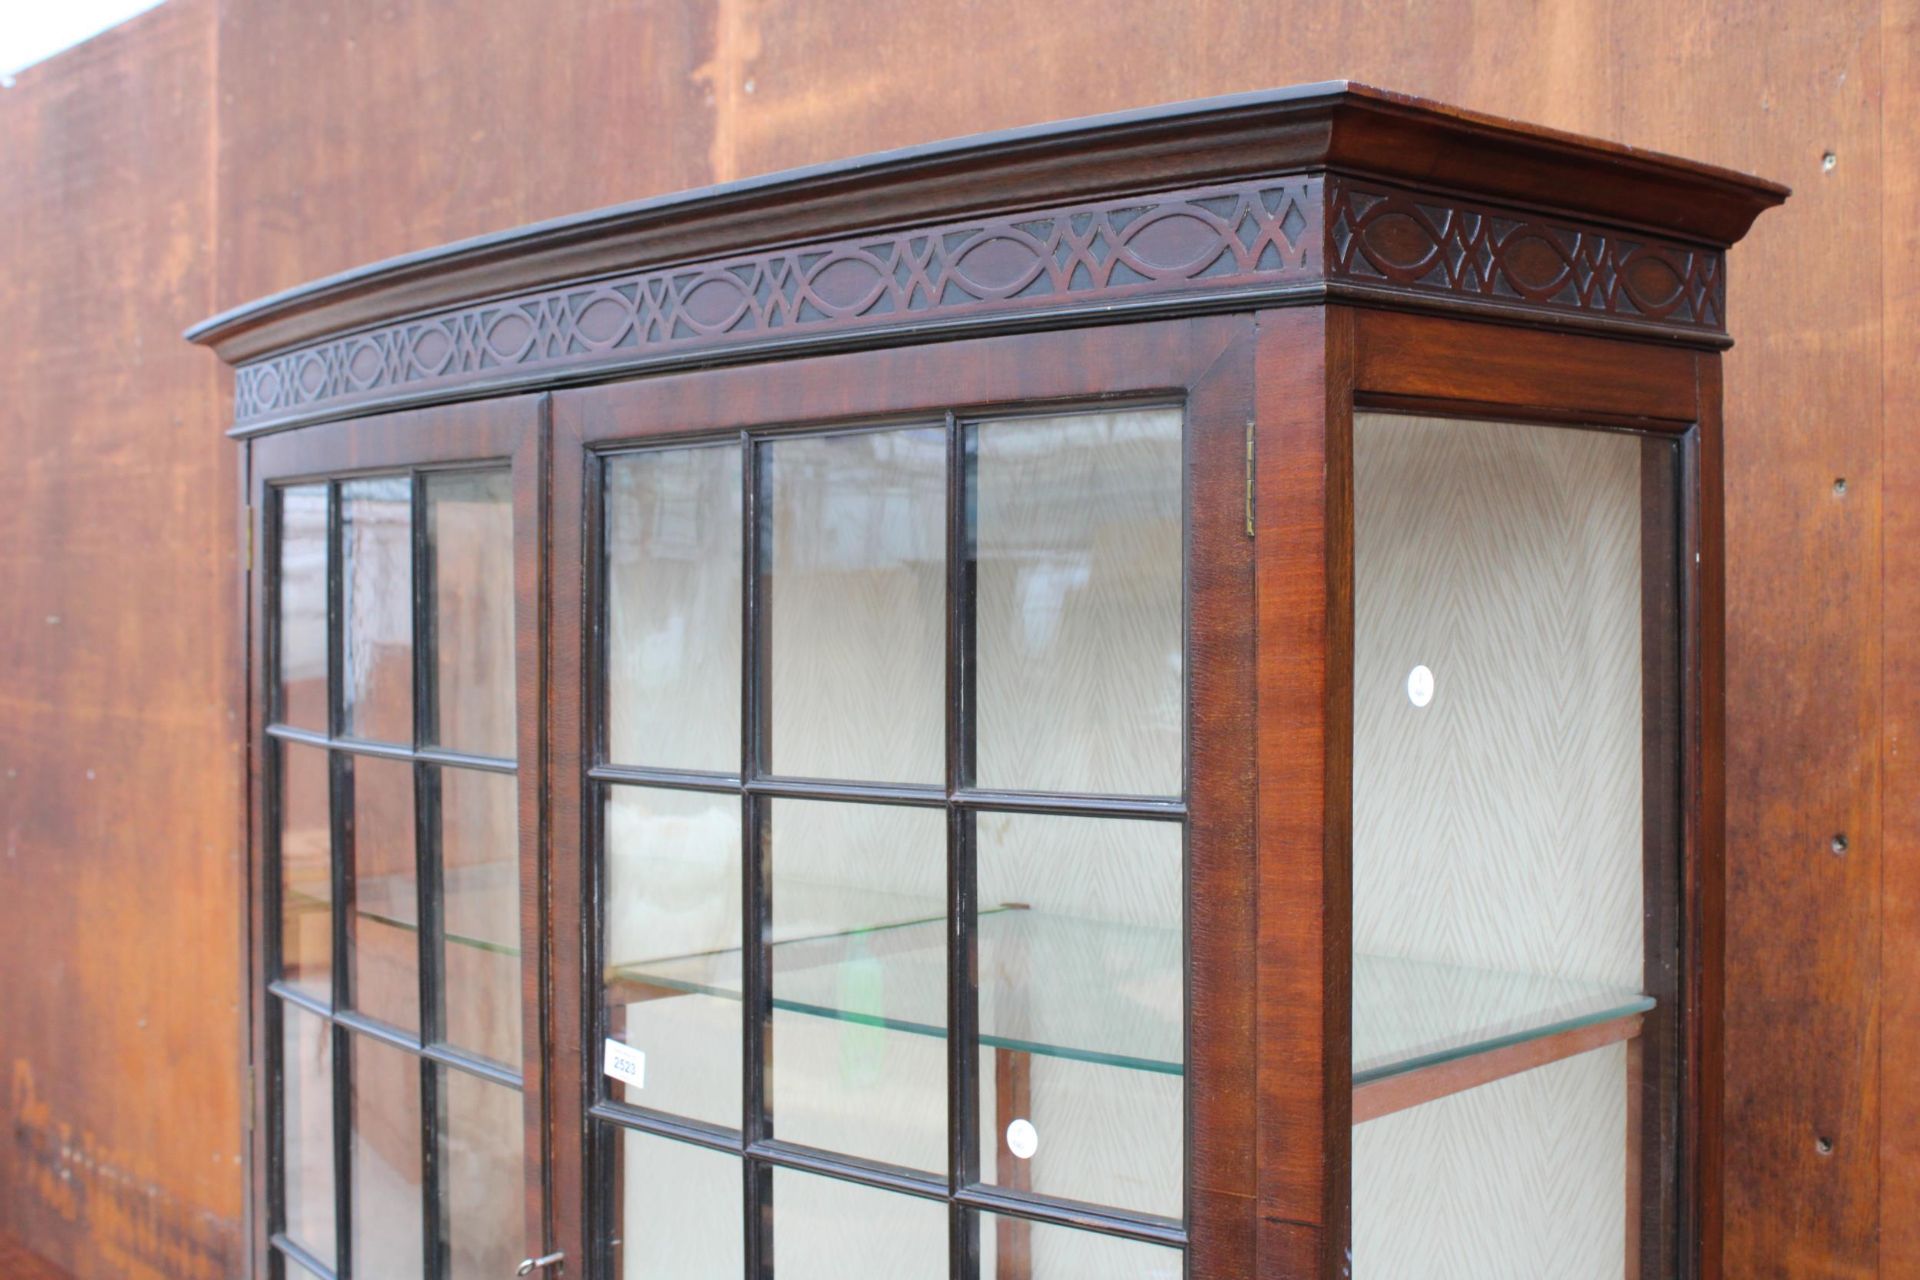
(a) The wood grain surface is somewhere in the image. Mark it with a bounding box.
[1879,0,1920,1270]
[0,1232,73,1280]
[0,3,241,1278]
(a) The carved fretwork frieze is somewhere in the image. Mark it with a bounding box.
[1325,177,1726,330]
[228,174,1729,431]
[232,180,1323,428]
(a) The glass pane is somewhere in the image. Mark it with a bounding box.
[426,469,516,758]
[603,786,742,1127]
[1352,413,1646,984]
[770,1167,946,1280]
[767,799,946,1170]
[980,1213,1183,1280]
[606,445,742,772]
[350,1034,423,1276]
[277,483,329,730]
[342,475,413,744]
[1353,1046,1630,1277]
[765,428,945,783]
[1350,413,1649,1275]
[444,1069,524,1280]
[975,812,1182,1218]
[283,1256,329,1280]
[441,766,521,1065]
[609,1128,743,1279]
[280,1001,335,1267]
[278,742,332,1002]
[351,755,417,1033]
[972,409,1183,796]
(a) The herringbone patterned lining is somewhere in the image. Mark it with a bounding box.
[1351,413,1641,1276]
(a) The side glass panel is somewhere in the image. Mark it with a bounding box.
[971,410,1183,797]
[1349,413,1667,1275]
[341,476,414,745]
[265,461,526,1280]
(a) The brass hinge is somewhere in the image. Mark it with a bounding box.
[243,506,255,573]
[1244,419,1256,537]
[244,1064,255,1131]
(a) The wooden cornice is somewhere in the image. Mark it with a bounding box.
[188,82,1786,436]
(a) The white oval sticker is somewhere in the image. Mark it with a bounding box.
[1407,665,1435,708]
[1006,1118,1039,1160]
[603,1039,646,1090]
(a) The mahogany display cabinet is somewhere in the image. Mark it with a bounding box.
[188,83,1785,1280]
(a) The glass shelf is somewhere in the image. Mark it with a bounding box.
[605,903,1651,1089]
[1352,955,1652,1085]
[346,865,522,959]
[609,901,1181,1074]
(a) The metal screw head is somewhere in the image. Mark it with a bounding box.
[1834,477,1848,496]
[1822,152,1838,172]
[1816,1136,1835,1156]
[1831,833,1848,855]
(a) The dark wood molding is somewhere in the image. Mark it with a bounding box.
[1251,304,1351,1280]
[189,83,1784,438]
[1686,354,1728,1280]
[1350,308,1701,425]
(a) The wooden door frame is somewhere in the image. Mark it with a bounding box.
[547,316,1261,1280]
[244,395,550,1279]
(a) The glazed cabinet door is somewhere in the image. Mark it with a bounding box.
[247,398,550,1280]
[546,319,1260,1280]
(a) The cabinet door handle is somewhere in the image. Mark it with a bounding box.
[516,1252,565,1276]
